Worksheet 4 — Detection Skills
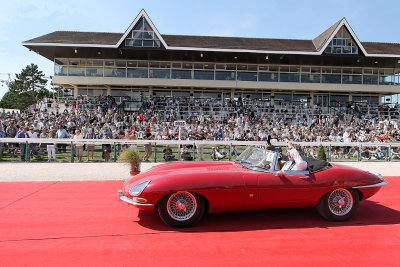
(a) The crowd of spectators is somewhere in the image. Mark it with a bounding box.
[1,94,400,162]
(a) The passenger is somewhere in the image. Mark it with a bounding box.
[284,141,307,171]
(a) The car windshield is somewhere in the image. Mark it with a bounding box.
[235,146,276,171]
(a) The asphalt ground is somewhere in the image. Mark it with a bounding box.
[0,177,399,266]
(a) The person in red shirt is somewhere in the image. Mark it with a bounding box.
[145,124,151,138]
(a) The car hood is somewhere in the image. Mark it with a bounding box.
[124,161,242,188]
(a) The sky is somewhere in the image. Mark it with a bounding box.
[0,0,399,99]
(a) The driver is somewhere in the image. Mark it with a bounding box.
[283,141,307,171]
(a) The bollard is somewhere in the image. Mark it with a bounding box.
[328,145,331,162]
[26,141,30,162]
[113,142,117,162]
[358,145,362,161]
[229,143,232,161]
[154,143,157,162]
[70,141,74,163]
[388,145,391,161]
[193,143,196,161]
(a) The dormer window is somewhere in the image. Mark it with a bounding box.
[124,17,161,48]
[325,26,358,54]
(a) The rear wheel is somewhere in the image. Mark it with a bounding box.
[317,188,359,221]
[158,191,205,227]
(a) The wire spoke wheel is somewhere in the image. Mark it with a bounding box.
[167,191,197,221]
[328,188,353,216]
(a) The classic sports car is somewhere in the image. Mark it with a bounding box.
[118,146,387,227]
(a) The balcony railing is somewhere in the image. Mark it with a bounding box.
[54,59,400,86]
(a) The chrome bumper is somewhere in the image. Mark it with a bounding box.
[353,180,388,189]
[118,190,155,207]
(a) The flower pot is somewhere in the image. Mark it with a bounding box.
[130,171,140,176]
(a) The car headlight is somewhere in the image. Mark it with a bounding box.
[129,180,151,196]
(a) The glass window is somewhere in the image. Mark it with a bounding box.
[204,63,214,70]
[363,68,373,74]
[216,64,226,70]
[124,18,161,48]
[292,94,309,105]
[105,61,115,67]
[153,90,171,97]
[149,69,170,79]
[87,89,107,97]
[55,64,67,76]
[311,67,320,73]
[301,73,320,83]
[342,75,362,84]
[105,68,126,78]
[237,72,257,81]
[216,71,235,80]
[248,65,257,71]
[330,95,348,106]
[172,91,191,97]
[269,65,279,72]
[274,93,292,102]
[111,89,132,97]
[127,61,137,67]
[322,74,341,84]
[87,60,103,67]
[68,66,85,76]
[280,73,300,83]
[127,68,148,78]
[363,75,378,85]
[280,66,289,72]
[171,70,192,79]
[237,64,247,71]
[194,63,204,69]
[194,70,214,80]
[259,72,278,82]
[182,63,193,69]
[86,67,103,77]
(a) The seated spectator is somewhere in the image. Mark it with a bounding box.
[163,144,175,161]
[181,144,193,161]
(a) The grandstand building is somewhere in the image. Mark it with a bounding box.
[23,9,400,110]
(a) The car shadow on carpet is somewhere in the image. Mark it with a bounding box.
[136,200,400,232]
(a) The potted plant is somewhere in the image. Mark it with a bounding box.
[118,148,142,176]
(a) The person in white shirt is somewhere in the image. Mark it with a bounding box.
[283,141,307,171]
[73,129,84,162]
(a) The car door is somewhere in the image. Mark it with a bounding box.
[258,170,316,203]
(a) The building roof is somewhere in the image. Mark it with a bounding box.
[22,9,400,57]
[24,30,400,55]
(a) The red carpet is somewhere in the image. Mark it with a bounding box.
[0,178,399,267]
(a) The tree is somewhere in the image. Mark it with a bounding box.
[0,64,50,110]
[317,145,327,161]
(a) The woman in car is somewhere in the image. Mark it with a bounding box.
[283,141,307,171]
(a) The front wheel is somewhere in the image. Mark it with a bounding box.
[158,191,205,227]
[317,188,359,221]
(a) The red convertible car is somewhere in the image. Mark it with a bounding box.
[119,146,387,227]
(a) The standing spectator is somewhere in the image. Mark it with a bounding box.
[143,135,154,162]
[0,125,6,160]
[102,134,111,162]
[47,130,57,162]
[56,126,68,153]
[85,128,95,162]
[17,127,29,161]
[73,129,84,162]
